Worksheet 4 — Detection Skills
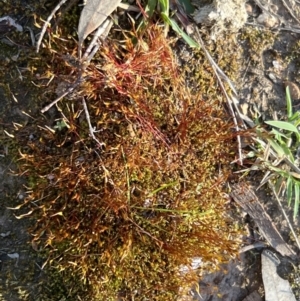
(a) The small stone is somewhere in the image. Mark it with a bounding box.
[283,81,300,100]
[257,12,278,28]
[268,73,278,84]
[47,174,55,181]
[245,3,253,15]
[193,0,247,39]
[239,103,249,116]
[0,231,10,237]
[272,60,282,70]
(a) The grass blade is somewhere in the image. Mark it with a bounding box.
[265,120,299,133]
[137,0,157,32]
[278,142,295,163]
[271,128,289,140]
[164,16,199,47]
[294,182,300,218]
[286,86,293,120]
[158,0,169,15]
[145,0,158,18]
[275,176,284,195]
[267,165,290,178]
[267,138,286,157]
[287,176,293,206]
[148,181,178,196]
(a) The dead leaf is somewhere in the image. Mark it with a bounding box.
[78,0,121,46]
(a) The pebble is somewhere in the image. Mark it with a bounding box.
[245,3,253,15]
[245,3,260,17]
[272,60,282,70]
[257,12,278,28]
[283,81,300,100]
[267,73,278,84]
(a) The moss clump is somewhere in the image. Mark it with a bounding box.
[239,27,276,65]
[12,21,242,301]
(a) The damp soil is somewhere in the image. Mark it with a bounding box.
[1,0,300,300]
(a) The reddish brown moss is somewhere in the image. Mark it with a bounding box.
[14,24,242,301]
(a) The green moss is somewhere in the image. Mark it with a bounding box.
[11,24,244,301]
[239,27,276,65]
[0,3,247,300]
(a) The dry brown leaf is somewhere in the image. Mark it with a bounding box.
[78,0,121,46]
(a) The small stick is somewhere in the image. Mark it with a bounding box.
[36,0,68,53]
[214,68,244,165]
[41,78,82,113]
[194,27,243,164]
[280,0,300,24]
[270,183,300,251]
[80,18,113,62]
[81,97,105,147]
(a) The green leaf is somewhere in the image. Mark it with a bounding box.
[267,165,290,178]
[267,138,286,157]
[271,128,289,140]
[158,0,169,14]
[265,120,299,133]
[278,142,295,163]
[166,16,199,48]
[145,0,158,18]
[54,120,68,131]
[137,0,157,32]
[289,111,300,123]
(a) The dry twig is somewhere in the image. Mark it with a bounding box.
[82,97,105,147]
[269,183,300,251]
[41,77,82,113]
[36,0,68,53]
[80,18,113,62]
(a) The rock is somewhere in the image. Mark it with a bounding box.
[272,60,283,71]
[257,12,278,28]
[262,249,297,301]
[245,3,253,15]
[283,81,300,100]
[267,72,278,84]
[192,0,247,39]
